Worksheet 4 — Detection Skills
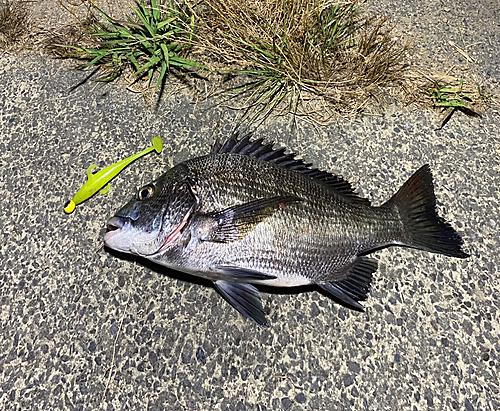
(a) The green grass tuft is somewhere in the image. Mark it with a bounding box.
[50,1,494,123]
[427,75,486,128]
[430,78,473,110]
[57,0,206,88]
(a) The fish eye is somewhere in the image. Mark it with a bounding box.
[138,185,155,201]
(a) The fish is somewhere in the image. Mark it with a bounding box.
[64,136,163,214]
[103,134,468,326]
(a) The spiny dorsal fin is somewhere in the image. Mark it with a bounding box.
[212,133,369,204]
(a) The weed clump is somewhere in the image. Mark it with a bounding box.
[0,0,31,51]
[194,0,408,121]
[426,74,486,128]
[46,0,408,121]
[56,0,205,88]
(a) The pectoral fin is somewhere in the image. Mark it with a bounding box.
[212,266,277,282]
[214,280,269,327]
[204,195,302,242]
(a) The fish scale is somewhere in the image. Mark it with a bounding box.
[104,134,468,326]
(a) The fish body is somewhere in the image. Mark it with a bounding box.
[104,135,468,326]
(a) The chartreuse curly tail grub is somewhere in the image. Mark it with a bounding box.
[64,137,163,214]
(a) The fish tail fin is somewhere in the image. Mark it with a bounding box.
[387,165,469,258]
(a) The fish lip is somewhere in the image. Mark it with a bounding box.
[103,229,120,246]
[107,216,125,231]
[103,216,127,247]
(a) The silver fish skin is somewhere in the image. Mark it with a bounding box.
[104,135,468,326]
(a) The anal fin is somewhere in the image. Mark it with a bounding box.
[319,257,377,311]
[214,280,269,327]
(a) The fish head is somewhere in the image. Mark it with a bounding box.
[103,164,197,257]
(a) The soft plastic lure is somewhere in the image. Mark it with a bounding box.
[64,136,163,214]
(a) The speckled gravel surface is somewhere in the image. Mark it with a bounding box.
[1,1,499,410]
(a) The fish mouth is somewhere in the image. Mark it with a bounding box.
[107,216,125,231]
[103,216,126,246]
[104,205,195,256]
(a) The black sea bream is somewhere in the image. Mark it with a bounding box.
[104,135,468,326]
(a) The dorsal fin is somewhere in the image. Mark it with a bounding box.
[211,134,369,204]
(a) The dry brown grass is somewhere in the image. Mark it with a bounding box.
[42,1,104,59]
[0,0,31,51]
[189,0,409,122]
